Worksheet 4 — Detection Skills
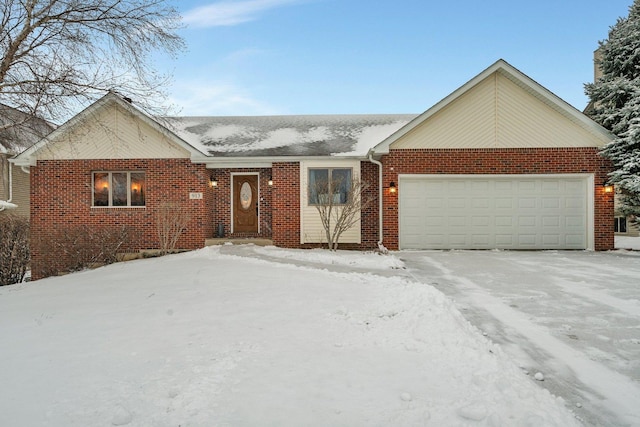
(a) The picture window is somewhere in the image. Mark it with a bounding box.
[308,168,352,205]
[93,171,145,207]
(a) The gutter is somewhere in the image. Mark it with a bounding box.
[367,151,384,249]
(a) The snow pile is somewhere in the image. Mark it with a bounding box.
[253,246,406,270]
[615,235,640,251]
[334,121,409,156]
[0,246,579,426]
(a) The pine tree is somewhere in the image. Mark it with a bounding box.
[586,0,640,226]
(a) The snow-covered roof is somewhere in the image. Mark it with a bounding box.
[166,114,416,157]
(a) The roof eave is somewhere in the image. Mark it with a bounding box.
[191,154,368,168]
[11,93,208,165]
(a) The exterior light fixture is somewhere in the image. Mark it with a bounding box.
[210,177,218,188]
[603,184,614,193]
[389,181,397,194]
[268,176,273,186]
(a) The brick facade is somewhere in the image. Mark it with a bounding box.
[380,147,614,251]
[360,161,381,249]
[271,162,301,247]
[28,148,614,279]
[30,158,214,279]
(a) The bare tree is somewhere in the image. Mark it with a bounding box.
[156,202,190,255]
[0,0,185,137]
[311,176,375,251]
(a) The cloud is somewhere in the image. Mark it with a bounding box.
[167,80,280,116]
[182,0,303,28]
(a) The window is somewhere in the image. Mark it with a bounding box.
[308,168,352,205]
[614,217,627,233]
[93,172,145,207]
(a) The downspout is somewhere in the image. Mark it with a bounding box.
[0,159,17,211]
[367,151,384,250]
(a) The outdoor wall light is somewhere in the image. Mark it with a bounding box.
[389,181,397,193]
[603,184,614,193]
[210,177,218,188]
[268,176,273,186]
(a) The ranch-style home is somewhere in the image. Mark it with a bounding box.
[9,60,615,280]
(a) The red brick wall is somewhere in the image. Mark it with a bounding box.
[209,168,273,238]
[271,162,300,247]
[30,159,214,279]
[381,148,614,251]
[360,161,381,249]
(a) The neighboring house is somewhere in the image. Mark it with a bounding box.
[10,60,615,280]
[1,104,55,216]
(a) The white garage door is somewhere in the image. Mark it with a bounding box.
[399,175,590,250]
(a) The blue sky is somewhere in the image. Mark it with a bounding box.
[160,0,633,116]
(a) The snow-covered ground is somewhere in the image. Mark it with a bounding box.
[0,246,585,427]
[616,235,640,251]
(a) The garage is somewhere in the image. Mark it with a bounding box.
[399,175,592,250]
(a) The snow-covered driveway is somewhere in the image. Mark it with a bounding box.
[398,249,640,427]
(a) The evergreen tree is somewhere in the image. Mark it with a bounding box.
[586,0,640,226]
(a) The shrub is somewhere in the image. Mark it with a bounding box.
[156,202,191,255]
[0,214,30,286]
[33,224,134,278]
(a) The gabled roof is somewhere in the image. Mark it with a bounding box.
[167,114,415,158]
[11,92,208,166]
[371,59,615,154]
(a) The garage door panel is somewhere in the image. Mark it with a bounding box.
[472,198,490,209]
[518,198,537,209]
[495,234,514,246]
[449,235,467,246]
[399,176,589,250]
[495,216,513,226]
[542,234,560,245]
[449,216,466,226]
[495,198,513,209]
[542,198,560,209]
[542,216,560,227]
[518,235,537,246]
[541,181,560,191]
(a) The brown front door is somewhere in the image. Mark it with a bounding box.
[233,175,258,233]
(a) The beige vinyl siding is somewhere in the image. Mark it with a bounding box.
[37,104,190,160]
[300,160,361,245]
[0,155,29,218]
[391,72,605,150]
[10,165,30,217]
